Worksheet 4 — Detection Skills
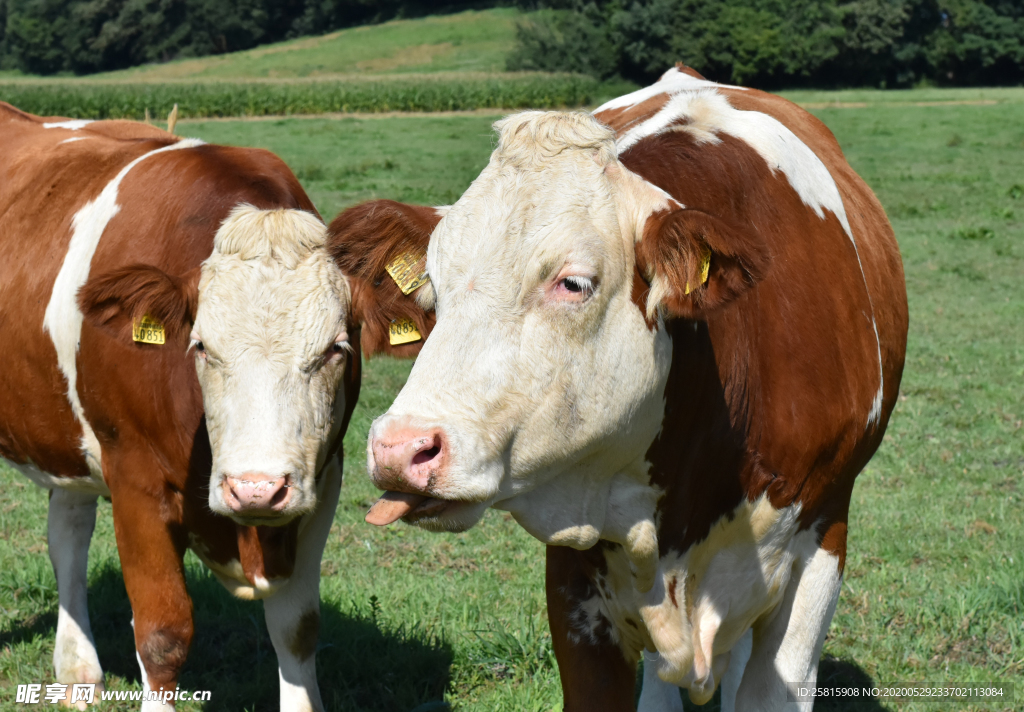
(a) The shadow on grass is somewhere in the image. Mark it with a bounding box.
[0,609,57,650]
[673,655,890,711]
[13,563,452,712]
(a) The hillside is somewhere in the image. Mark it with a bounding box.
[88,9,522,82]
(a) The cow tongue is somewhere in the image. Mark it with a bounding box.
[365,491,429,526]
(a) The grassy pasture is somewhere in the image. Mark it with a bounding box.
[0,10,637,119]
[1,91,1022,711]
[0,9,523,83]
[92,9,524,81]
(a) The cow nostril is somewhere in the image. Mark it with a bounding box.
[269,481,290,508]
[411,444,441,466]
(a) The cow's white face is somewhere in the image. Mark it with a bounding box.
[367,113,673,558]
[195,206,351,526]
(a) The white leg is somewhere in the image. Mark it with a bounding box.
[735,547,842,712]
[263,459,342,712]
[720,628,752,712]
[48,489,104,708]
[638,650,684,712]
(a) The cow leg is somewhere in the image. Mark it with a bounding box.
[719,628,752,712]
[262,459,342,712]
[547,546,637,712]
[734,546,842,712]
[107,470,192,712]
[48,489,104,707]
[637,651,683,712]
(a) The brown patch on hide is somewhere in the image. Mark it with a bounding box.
[675,63,707,80]
[594,92,671,138]
[327,199,440,358]
[289,609,320,661]
[546,545,637,712]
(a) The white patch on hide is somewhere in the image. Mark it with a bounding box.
[572,542,652,659]
[43,138,204,483]
[576,497,831,705]
[594,66,747,115]
[735,541,842,711]
[3,456,109,496]
[640,497,804,691]
[43,120,94,130]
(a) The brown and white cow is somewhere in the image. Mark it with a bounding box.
[0,104,432,710]
[333,66,908,710]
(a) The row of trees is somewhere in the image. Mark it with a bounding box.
[2,0,1020,85]
[0,0,486,74]
[508,0,1024,87]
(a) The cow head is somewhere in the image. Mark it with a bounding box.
[189,206,352,525]
[80,206,350,526]
[80,203,437,527]
[357,111,767,584]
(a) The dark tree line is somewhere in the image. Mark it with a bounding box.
[1,0,1020,86]
[508,0,1024,87]
[0,0,490,74]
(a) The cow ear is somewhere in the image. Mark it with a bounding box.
[78,265,201,345]
[327,199,442,358]
[635,206,769,321]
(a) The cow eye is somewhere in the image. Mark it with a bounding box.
[559,275,595,298]
[325,337,351,364]
[190,335,207,360]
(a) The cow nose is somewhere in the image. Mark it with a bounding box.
[221,473,291,514]
[370,427,447,492]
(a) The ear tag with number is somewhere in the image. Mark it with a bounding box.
[385,250,429,295]
[388,317,422,346]
[132,315,166,345]
[685,246,712,295]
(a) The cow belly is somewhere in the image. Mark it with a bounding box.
[584,496,818,700]
[2,456,110,497]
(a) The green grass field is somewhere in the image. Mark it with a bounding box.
[1,90,1022,711]
[0,9,523,82]
[100,8,522,81]
[0,9,639,119]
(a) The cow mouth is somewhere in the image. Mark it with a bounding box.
[364,491,453,526]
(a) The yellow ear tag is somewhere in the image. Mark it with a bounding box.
[685,246,712,295]
[385,250,429,295]
[388,317,422,346]
[132,315,166,345]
